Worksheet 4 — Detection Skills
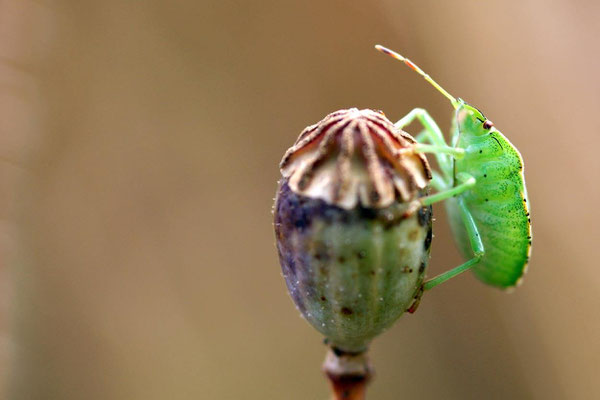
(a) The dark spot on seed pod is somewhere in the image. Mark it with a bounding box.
[484,174,487,178]
[408,229,419,241]
[419,262,426,274]
[341,307,353,316]
[370,190,380,203]
[479,150,483,154]
[321,296,327,301]
[313,241,330,262]
[338,256,346,263]
[293,213,309,229]
[424,227,433,250]
[485,198,489,202]
[402,266,413,273]
[417,205,432,227]
[358,207,378,220]
[319,264,329,277]
[370,270,375,276]
[357,250,366,259]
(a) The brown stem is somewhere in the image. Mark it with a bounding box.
[322,347,373,400]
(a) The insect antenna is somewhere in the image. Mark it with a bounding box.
[375,45,459,109]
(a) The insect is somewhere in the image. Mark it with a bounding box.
[375,44,532,292]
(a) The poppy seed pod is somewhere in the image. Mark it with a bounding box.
[274,108,433,352]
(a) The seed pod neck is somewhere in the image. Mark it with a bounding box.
[280,108,431,209]
[323,347,372,400]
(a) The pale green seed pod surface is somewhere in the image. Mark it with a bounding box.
[274,109,432,352]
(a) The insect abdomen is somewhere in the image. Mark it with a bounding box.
[450,136,531,288]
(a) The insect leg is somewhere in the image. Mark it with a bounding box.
[395,108,445,145]
[418,172,475,207]
[394,108,452,176]
[423,258,480,291]
[401,171,473,223]
[423,197,485,291]
[414,130,428,143]
[413,143,465,159]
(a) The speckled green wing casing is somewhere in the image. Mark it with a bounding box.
[274,109,432,352]
[446,104,532,289]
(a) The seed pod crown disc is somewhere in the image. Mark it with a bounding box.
[280,108,431,209]
[274,108,433,352]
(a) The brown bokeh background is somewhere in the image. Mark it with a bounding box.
[1,1,599,399]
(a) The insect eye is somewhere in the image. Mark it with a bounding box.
[483,120,494,130]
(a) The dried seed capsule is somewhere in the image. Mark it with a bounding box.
[274,108,432,352]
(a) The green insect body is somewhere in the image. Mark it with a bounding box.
[376,45,532,291]
[445,105,531,287]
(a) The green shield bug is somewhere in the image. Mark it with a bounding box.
[375,45,532,292]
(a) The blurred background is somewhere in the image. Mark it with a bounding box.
[1,0,599,399]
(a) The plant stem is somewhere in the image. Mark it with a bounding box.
[322,347,372,400]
